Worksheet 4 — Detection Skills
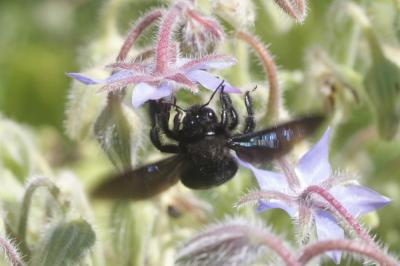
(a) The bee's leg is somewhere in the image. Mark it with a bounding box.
[243,89,256,134]
[150,126,179,153]
[149,101,179,153]
[172,109,183,135]
[220,91,239,131]
[158,110,180,141]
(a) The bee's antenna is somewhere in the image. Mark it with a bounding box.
[201,80,225,108]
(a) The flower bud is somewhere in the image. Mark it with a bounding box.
[211,0,255,30]
[30,219,96,266]
[178,9,224,55]
[176,218,283,266]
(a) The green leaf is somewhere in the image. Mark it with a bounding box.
[30,219,96,266]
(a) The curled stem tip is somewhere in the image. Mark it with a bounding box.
[17,177,60,243]
[237,31,280,123]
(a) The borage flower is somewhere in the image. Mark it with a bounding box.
[236,128,391,264]
[68,53,239,108]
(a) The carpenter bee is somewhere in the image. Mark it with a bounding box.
[93,82,324,200]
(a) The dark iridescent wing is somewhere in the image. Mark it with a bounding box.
[92,155,187,200]
[227,115,324,164]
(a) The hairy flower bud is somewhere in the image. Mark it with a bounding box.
[178,9,224,55]
[211,0,255,29]
[176,217,297,266]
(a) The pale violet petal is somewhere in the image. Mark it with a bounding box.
[186,70,240,93]
[131,82,172,108]
[257,200,296,217]
[297,128,332,186]
[67,72,104,85]
[329,185,391,217]
[67,70,136,85]
[314,210,344,265]
[235,156,290,194]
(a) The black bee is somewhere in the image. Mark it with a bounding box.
[93,83,324,200]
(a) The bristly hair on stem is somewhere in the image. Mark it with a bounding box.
[0,236,24,266]
[298,239,399,266]
[155,1,187,74]
[117,8,165,62]
[300,185,375,246]
[176,217,299,266]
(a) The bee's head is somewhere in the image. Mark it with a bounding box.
[181,105,218,139]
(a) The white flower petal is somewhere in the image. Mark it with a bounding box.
[186,70,240,93]
[314,210,344,265]
[329,185,391,217]
[131,82,172,108]
[297,128,332,186]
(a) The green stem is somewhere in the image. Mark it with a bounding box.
[17,177,60,244]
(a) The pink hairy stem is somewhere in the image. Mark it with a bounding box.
[117,9,164,61]
[298,239,399,266]
[155,1,187,74]
[0,236,24,266]
[302,185,375,245]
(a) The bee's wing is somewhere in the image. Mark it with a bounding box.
[227,115,324,165]
[92,155,187,200]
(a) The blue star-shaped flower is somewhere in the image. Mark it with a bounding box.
[67,53,239,108]
[237,128,391,264]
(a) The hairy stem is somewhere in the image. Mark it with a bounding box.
[298,239,399,266]
[0,236,24,266]
[237,31,280,123]
[117,9,164,61]
[256,230,300,266]
[302,185,374,245]
[155,1,186,74]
